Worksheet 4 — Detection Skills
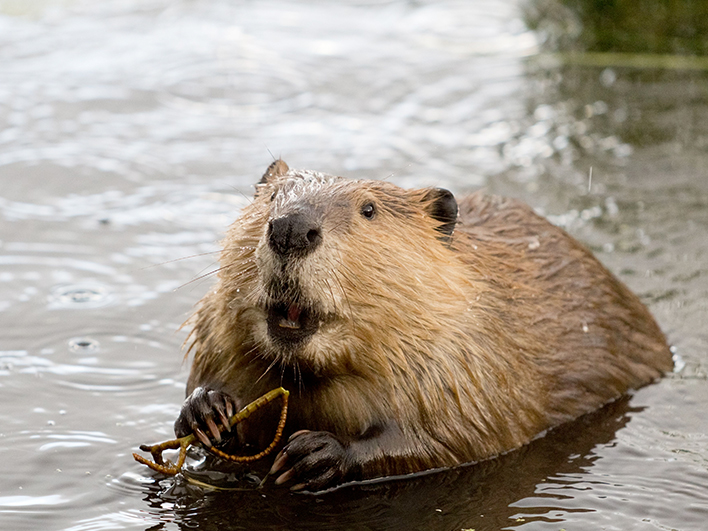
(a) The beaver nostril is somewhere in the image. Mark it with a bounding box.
[306,228,320,244]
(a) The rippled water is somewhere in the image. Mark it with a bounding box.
[1,1,706,530]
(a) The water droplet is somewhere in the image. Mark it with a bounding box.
[68,337,100,353]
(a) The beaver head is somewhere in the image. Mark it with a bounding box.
[214,160,467,377]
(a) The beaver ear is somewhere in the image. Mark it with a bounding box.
[259,159,289,184]
[422,188,458,242]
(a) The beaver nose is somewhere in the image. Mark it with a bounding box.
[268,212,322,257]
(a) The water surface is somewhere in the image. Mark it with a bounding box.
[0,1,706,530]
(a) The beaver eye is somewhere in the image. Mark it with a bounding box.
[270,190,277,202]
[361,202,375,219]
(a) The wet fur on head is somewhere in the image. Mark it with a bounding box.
[193,167,475,377]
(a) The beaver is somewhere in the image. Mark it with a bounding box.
[174,159,672,491]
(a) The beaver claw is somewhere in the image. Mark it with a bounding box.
[174,387,237,445]
[269,430,351,491]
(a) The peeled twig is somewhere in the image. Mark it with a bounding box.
[133,387,289,475]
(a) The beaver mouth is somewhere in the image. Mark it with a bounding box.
[266,301,320,344]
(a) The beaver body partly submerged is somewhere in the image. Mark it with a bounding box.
[175,160,672,490]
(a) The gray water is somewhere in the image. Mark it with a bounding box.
[0,1,706,530]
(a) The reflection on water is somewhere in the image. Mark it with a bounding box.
[0,0,706,530]
[127,397,705,531]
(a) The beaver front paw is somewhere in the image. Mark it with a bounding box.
[269,430,354,491]
[174,387,237,447]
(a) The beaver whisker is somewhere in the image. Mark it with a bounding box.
[321,255,354,321]
[321,276,337,316]
[255,352,281,385]
[139,250,222,272]
[275,351,300,388]
[294,358,305,395]
[177,260,256,291]
[263,275,303,302]
[177,266,224,291]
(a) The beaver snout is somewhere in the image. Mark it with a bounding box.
[268,212,322,257]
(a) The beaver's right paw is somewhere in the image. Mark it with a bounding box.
[174,387,236,447]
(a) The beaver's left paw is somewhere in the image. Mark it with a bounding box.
[269,430,352,491]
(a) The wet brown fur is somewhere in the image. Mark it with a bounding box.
[184,160,672,479]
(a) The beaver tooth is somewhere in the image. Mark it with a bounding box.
[278,319,301,329]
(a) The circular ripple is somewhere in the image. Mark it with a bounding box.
[67,337,100,354]
[50,283,113,309]
[159,58,312,119]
